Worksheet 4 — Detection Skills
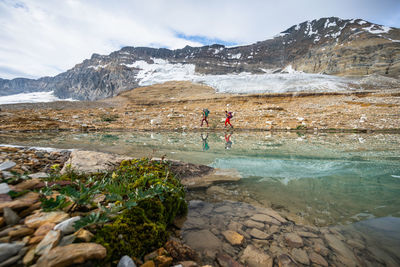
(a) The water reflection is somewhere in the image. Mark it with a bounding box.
[200,133,209,151]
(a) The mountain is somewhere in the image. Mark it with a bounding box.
[1,17,399,100]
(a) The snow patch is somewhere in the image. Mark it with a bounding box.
[358,20,367,25]
[0,91,76,105]
[324,19,336,28]
[87,64,109,70]
[363,25,391,34]
[229,53,242,59]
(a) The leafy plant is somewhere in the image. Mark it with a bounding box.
[40,195,72,212]
[73,210,110,230]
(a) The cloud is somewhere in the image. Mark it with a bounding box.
[0,0,399,79]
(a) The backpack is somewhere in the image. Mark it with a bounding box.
[204,109,210,116]
[228,112,233,119]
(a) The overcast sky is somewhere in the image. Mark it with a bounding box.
[1,0,399,79]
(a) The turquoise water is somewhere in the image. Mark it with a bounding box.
[1,131,400,227]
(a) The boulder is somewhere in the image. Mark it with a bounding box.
[36,243,106,267]
[222,230,244,245]
[240,245,273,267]
[25,211,69,229]
[117,255,137,267]
[3,207,20,225]
[54,216,81,235]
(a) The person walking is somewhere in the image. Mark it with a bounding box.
[225,110,233,128]
[201,108,210,127]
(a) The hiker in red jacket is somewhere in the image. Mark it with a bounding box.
[225,111,233,128]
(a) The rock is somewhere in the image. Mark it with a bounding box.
[23,245,36,265]
[243,219,264,230]
[0,192,40,213]
[0,253,21,267]
[36,243,107,267]
[250,228,270,240]
[61,150,129,174]
[35,230,61,256]
[3,207,20,225]
[216,253,244,267]
[28,172,50,179]
[313,241,329,256]
[29,235,45,245]
[58,234,76,246]
[297,231,318,238]
[184,230,221,251]
[74,228,94,242]
[277,254,297,267]
[11,178,41,191]
[0,194,11,202]
[155,255,173,267]
[256,207,287,223]
[240,245,273,267]
[285,233,303,248]
[141,260,155,267]
[8,226,34,238]
[291,248,310,265]
[214,205,231,213]
[184,216,208,229]
[269,225,279,234]
[0,183,10,194]
[1,171,13,179]
[0,236,10,243]
[250,214,281,225]
[222,230,244,245]
[0,226,15,237]
[54,216,81,235]
[118,255,137,267]
[18,201,41,218]
[25,211,69,229]
[0,161,16,171]
[178,261,198,267]
[0,242,24,262]
[34,222,56,236]
[324,234,358,266]
[0,217,4,228]
[144,250,159,262]
[227,221,243,232]
[309,252,328,267]
[346,239,365,250]
[181,168,241,189]
[164,240,197,261]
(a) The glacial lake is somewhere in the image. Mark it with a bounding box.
[1,130,400,261]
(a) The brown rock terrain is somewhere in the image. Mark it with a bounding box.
[0,81,399,132]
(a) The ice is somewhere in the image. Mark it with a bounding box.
[123,58,355,94]
[0,91,75,105]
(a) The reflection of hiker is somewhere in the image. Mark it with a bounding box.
[201,108,210,127]
[225,111,233,128]
[201,133,209,151]
[225,133,232,150]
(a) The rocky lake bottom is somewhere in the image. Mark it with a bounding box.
[0,131,399,266]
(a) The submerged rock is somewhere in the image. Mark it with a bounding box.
[222,230,244,245]
[240,245,272,267]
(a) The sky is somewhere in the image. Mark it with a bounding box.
[0,0,399,79]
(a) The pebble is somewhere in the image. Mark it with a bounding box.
[117,255,137,267]
[291,248,310,265]
[0,183,10,194]
[249,228,270,240]
[309,251,328,267]
[285,233,304,248]
[54,216,81,235]
[222,230,244,245]
[3,207,20,225]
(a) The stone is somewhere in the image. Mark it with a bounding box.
[250,228,270,240]
[141,260,155,267]
[0,253,21,267]
[28,172,50,179]
[155,255,173,267]
[1,171,13,179]
[184,230,221,251]
[0,183,10,194]
[313,241,329,256]
[285,233,303,248]
[222,230,244,245]
[23,245,36,265]
[251,214,281,225]
[18,201,41,218]
[277,254,297,267]
[243,219,264,230]
[291,248,310,265]
[240,245,273,267]
[28,235,45,245]
[309,252,328,267]
[36,243,107,267]
[164,240,197,262]
[0,192,40,212]
[324,234,358,266]
[34,222,56,236]
[0,236,10,243]
[347,239,365,250]
[0,217,4,228]
[3,207,20,225]
[8,226,34,238]
[74,228,94,242]
[216,253,244,267]
[35,230,61,256]
[54,216,81,235]
[11,178,41,191]
[182,168,241,189]
[178,261,197,267]
[269,225,279,234]
[58,234,76,246]
[256,207,288,223]
[184,216,208,229]
[227,221,243,232]
[117,255,137,267]
[214,205,231,213]
[25,211,69,229]
[0,161,16,171]
[144,250,159,262]
[0,242,24,262]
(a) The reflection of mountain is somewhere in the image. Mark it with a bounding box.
[211,157,399,184]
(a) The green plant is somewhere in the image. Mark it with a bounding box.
[40,195,72,212]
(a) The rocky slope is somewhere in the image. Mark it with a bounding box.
[1,17,399,100]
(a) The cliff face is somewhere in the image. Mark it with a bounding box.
[1,17,399,100]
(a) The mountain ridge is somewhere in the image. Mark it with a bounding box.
[1,17,399,100]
